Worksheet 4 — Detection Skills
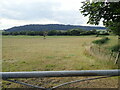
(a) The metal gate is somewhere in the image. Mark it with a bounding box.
[1,69,120,89]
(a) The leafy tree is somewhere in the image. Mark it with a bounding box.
[80,1,120,36]
[48,30,58,36]
[2,31,10,35]
[67,28,85,36]
[70,30,80,36]
[81,29,97,35]
[80,1,120,64]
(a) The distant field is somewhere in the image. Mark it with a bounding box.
[2,35,118,88]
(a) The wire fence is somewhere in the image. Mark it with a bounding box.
[90,45,118,61]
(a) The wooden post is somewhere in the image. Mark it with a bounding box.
[114,50,120,64]
[115,35,120,64]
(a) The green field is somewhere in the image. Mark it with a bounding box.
[2,35,118,88]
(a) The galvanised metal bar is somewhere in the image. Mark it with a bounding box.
[4,76,111,90]
[52,76,111,89]
[1,69,120,79]
[5,79,46,89]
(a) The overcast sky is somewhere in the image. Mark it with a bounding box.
[0,0,103,30]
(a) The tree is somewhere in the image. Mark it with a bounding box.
[80,1,120,64]
[80,1,120,36]
[43,31,48,39]
[48,30,57,36]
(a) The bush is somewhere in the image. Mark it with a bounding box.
[109,44,120,52]
[92,37,109,45]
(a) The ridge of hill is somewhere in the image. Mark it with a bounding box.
[5,24,106,32]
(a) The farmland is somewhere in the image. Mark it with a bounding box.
[2,35,118,88]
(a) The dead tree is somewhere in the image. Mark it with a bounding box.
[43,31,48,39]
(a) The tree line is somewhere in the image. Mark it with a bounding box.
[2,29,109,36]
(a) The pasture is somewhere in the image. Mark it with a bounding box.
[2,35,118,88]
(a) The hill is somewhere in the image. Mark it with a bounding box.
[5,24,106,32]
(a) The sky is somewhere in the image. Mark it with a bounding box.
[0,0,103,30]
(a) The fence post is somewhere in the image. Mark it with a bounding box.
[114,50,120,64]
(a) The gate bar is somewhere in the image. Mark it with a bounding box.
[1,69,120,79]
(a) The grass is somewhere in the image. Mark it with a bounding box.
[2,35,119,88]
[103,35,118,47]
[3,35,116,72]
[100,35,119,53]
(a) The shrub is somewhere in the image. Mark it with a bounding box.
[109,44,120,52]
[92,37,109,45]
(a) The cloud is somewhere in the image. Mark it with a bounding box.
[0,18,62,30]
[0,0,61,20]
[0,0,103,30]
